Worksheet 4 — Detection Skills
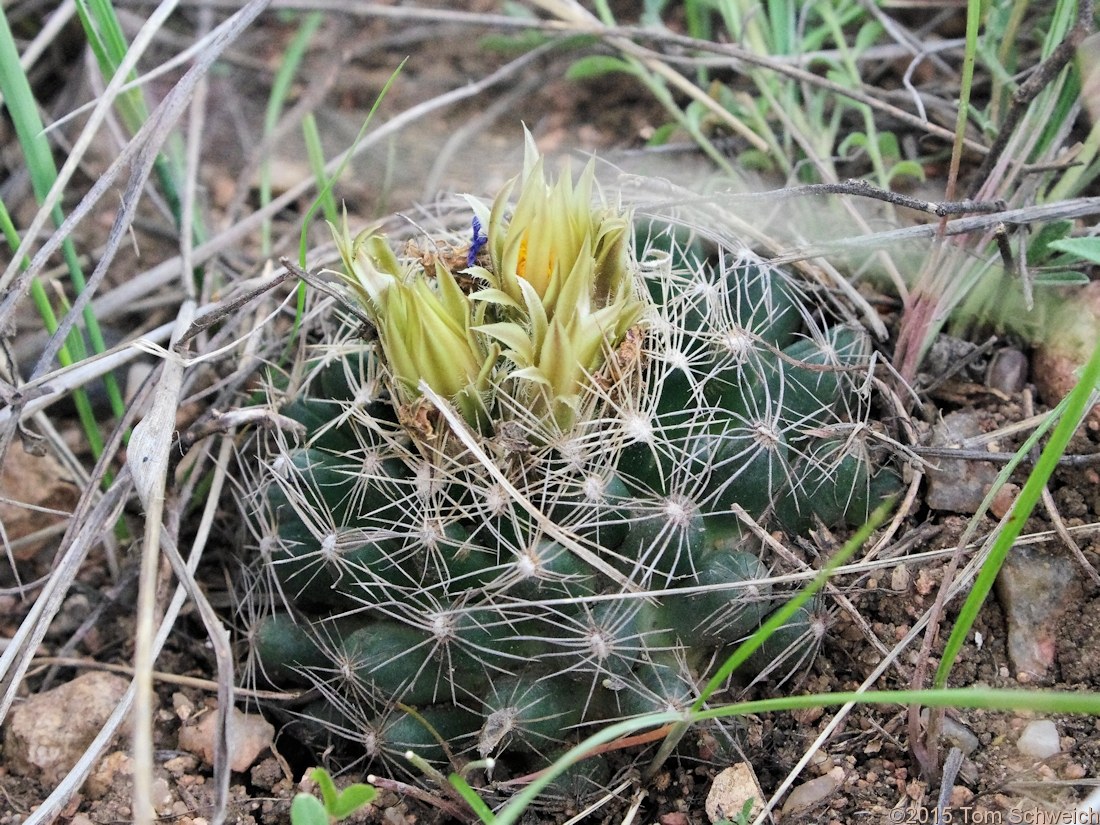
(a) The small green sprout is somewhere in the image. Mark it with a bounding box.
[289,767,376,825]
[716,798,758,825]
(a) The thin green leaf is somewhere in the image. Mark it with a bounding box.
[261,11,324,254]
[75,0,188,234]
[448,773,496,824]
[886,160,926,185]
[565,54,637,80]
[303,113,339,227]
[296,60,406,269]
[837,131,869,157]
[645,122,678,146]
[285,59,405,356]
[308,767,339,812]
[1030,269,1091,287]
[1028,220,1074,263]
[0,10,122,450]
[1047,237,1100,267]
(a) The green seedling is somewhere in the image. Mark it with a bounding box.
[290,767,376,825]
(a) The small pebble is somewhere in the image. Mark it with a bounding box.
[706,763,765,824]
[173,692,196,721]
[781,773,839,816]
[925,411,999,514]
[808,749,834,775]
[1017,719,1061,759]
[990,483,1020,519]
[3,671,130,786]
[942,716,981,756]
[178,704,274,773]
[986,348,1028,395]
[995,545,1079,681]
[164,754,199,775]
[85,751,132,800]
[950,786,975,807]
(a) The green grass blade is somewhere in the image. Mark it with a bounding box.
[302,113,339,227]
[491,685,1100,825]
[447,773,496,824]
[75,0,191,237]
[943,0,981,201]
[76,0,150,131]
[284,59,404,353]
[260,11,324,255]
[0,9,123,446]
[295,58,406,270]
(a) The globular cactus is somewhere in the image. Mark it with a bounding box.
[238,134,900,791]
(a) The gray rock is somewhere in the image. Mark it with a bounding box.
[921,709,980,756]
[924,410,999,514]
[986,348,1028,395]
[942,715,981,756]
[3,671,130,786]
[995,544,1079,682]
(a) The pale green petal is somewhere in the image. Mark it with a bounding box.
[510,365,551,388]
[468,287,523,312]
[473,322,534,365]
[517,278,547,353]
[488,175,518,273]
[434,261,471,328]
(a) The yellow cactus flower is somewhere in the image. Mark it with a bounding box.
[330,216,497,431]
[472,134,637,324]
[468,133,646,431]
[330,132,647,439]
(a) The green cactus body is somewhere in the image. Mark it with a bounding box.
[541,751,613,807]
[251,612,340,687]
[659,547,772,645]
[375,705,482,764]
[240,138,901,797]
[478,675,585,758]
[743,602,829,684]
[610,650,699,717]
